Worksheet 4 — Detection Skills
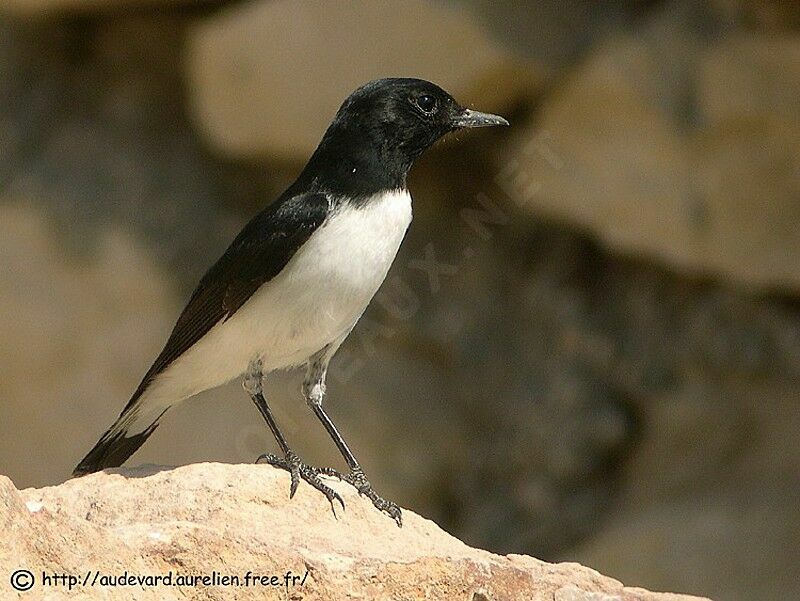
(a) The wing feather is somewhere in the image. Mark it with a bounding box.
[123,192,330,410]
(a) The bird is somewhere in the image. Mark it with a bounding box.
[73,77,508,526]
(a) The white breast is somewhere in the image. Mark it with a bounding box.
[143,189,412,409]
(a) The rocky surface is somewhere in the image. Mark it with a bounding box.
[503,2,800,291]
[1,463,708,601]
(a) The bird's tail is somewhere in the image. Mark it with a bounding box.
[72,398,168,477]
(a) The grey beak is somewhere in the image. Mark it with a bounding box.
[453,108,509,128]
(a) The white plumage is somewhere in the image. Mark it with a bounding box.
[122,190,412,435]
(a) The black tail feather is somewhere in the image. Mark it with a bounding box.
[72,418,162,477]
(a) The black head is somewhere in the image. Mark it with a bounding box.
[297,78,508,196]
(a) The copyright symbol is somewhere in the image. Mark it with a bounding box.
[10,569,34,592]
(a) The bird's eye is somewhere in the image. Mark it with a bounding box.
[414,94,438,115]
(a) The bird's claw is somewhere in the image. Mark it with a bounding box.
[340,467,403,527]
[255,453,401,526]
[256,450,345,515]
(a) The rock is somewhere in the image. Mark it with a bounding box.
[0,15,243,284]
[502,34,696,272]
[185,0,539,159]
[568,375,800,601]
[692,117,800,291]
[503,8,800,292]
[444,0,652,75]
[1,7,798,601]
[0,463,708,600]
[697,34,800,125]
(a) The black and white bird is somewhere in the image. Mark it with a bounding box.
[73,78,508,525]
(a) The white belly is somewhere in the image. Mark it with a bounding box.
[143,190,412,407]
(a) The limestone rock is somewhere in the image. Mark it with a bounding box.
[569,378,800,601]
[185,0,539,158]
[501,35,695,271]
[0,463,708,600]
[692,117,800,291]
[503,21,800,291]
[697,34,800,125]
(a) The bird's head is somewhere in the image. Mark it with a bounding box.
[303,78,508,195]
[333,78,509,157]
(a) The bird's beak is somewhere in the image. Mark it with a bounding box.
[452,108,509,128]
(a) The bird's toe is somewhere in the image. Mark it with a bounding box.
[339,467,402,527]
[256,450,346,515]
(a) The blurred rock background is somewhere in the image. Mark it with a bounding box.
[0,1,798,600]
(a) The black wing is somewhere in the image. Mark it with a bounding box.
[124,192,330,409]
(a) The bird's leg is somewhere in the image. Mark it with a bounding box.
[303,351,403,526]
[243,358,344,515]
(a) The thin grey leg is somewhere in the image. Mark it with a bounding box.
[244,359,290,455]
[304,349,403,526]
[244,358,344,514]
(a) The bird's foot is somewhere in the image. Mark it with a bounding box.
[339,467,402,527]
[256,450,345,516]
